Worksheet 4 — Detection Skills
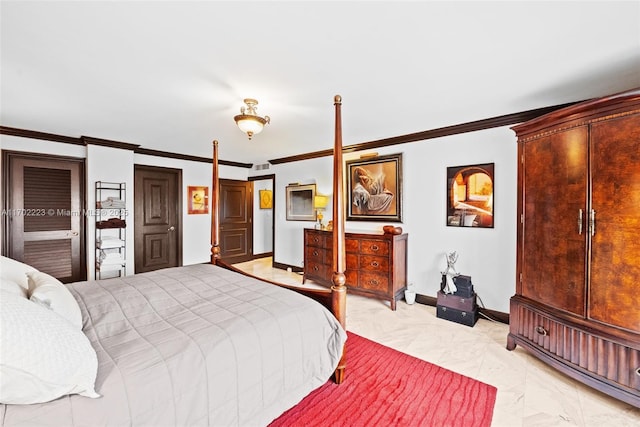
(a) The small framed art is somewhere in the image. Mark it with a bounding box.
[187,186,209,214]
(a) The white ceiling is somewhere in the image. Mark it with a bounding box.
[2,1,639,165]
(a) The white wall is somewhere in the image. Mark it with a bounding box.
[86,144,135,279]
[3,125,517,312]
[252,178,273,255]
[1,135,248,279]
[261,126,517,313]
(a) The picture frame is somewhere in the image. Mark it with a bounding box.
[346,153,402,222]
[286,184,316,221]
[446,163,494,228]
[187,186,209,215]
[259,189,272,209]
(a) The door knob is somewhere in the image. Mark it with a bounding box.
[168,226,175,232]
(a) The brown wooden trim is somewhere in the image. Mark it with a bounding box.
[1,126,251,168]
[0,126,83,145]
[268,101,582,165]
[415,293,510,324]
[135,147,252,168]
[82,136,140,151]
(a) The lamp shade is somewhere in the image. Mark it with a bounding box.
[234,98,270,140]
[314,195,329,209]
[235,115,267,135]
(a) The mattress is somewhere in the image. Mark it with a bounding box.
[1,263,346,426]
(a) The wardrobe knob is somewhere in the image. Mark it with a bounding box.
[535,326,548,336]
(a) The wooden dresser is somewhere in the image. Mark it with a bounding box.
[303,228,408,310]
[507,89,640,407]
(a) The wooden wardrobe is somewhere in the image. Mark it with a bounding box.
[507,89,640,407]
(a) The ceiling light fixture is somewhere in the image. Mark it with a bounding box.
[234,98,270,140]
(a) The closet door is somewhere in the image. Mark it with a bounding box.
[589,113,640,331]
[4,152,85,283]
[520,126,588,316]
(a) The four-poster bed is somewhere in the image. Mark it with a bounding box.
[0,96,348,425]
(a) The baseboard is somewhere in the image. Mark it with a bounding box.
[251,252,273,260]
[272,261,304,273]
[415,293,509,324]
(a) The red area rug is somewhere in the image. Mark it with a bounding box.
[270,332,497,427]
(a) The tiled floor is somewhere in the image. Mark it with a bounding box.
[234,258,640,427]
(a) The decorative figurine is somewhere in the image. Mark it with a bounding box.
[441,251,460,294]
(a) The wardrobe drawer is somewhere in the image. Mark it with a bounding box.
[514,303,640,391]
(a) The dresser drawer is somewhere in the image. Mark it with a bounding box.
[359,255,390,273]
[360,239,390,256]
[305,231,326,248]
[358,271,390,293]
[305,260,328,281]
[345,237,359,253]
[305,246,327,263]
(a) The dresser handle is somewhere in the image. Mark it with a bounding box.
[371,261,379,267]
[636,367,640,377]
[370,279,379,286]
[313,250,319,256]
[535,326,548,336]
[313,266,319,271]
[371,245,379,251]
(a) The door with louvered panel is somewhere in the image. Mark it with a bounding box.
[2,152,85,283]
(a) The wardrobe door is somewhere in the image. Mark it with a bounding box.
[4,152,85,283]
[520,126,588,316]
[589,113,640,331]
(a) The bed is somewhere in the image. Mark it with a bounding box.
[0,96,348,426]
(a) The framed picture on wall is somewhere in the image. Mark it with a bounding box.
[187,186,209,214]
[259,189,273,209]
[346,153,403,222]
[446,163,494,228]
[285,184,316,221]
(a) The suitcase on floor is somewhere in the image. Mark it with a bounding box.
[436,290,476,311]
[453,275,474,298]
[436,305,478,327]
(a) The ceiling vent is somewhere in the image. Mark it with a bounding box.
[255,163,270,171]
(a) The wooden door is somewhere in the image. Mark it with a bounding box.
[520,126,588,316]
[219,179,253,263]
[588,112,640,331]
[134,165,181,273]
[2,152,85,283]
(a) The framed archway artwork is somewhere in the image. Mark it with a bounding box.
[446,163,494,228]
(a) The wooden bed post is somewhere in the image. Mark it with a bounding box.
[211,140,221,263]
[331,95,347,384]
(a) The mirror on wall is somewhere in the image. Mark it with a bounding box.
[285,184,316,221]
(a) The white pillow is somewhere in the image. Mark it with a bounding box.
[0,292,100,404]
[27,271,82,330]
[0,256,37,295]
[0,278,28,298]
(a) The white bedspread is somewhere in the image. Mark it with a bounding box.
[1,263,346,426]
